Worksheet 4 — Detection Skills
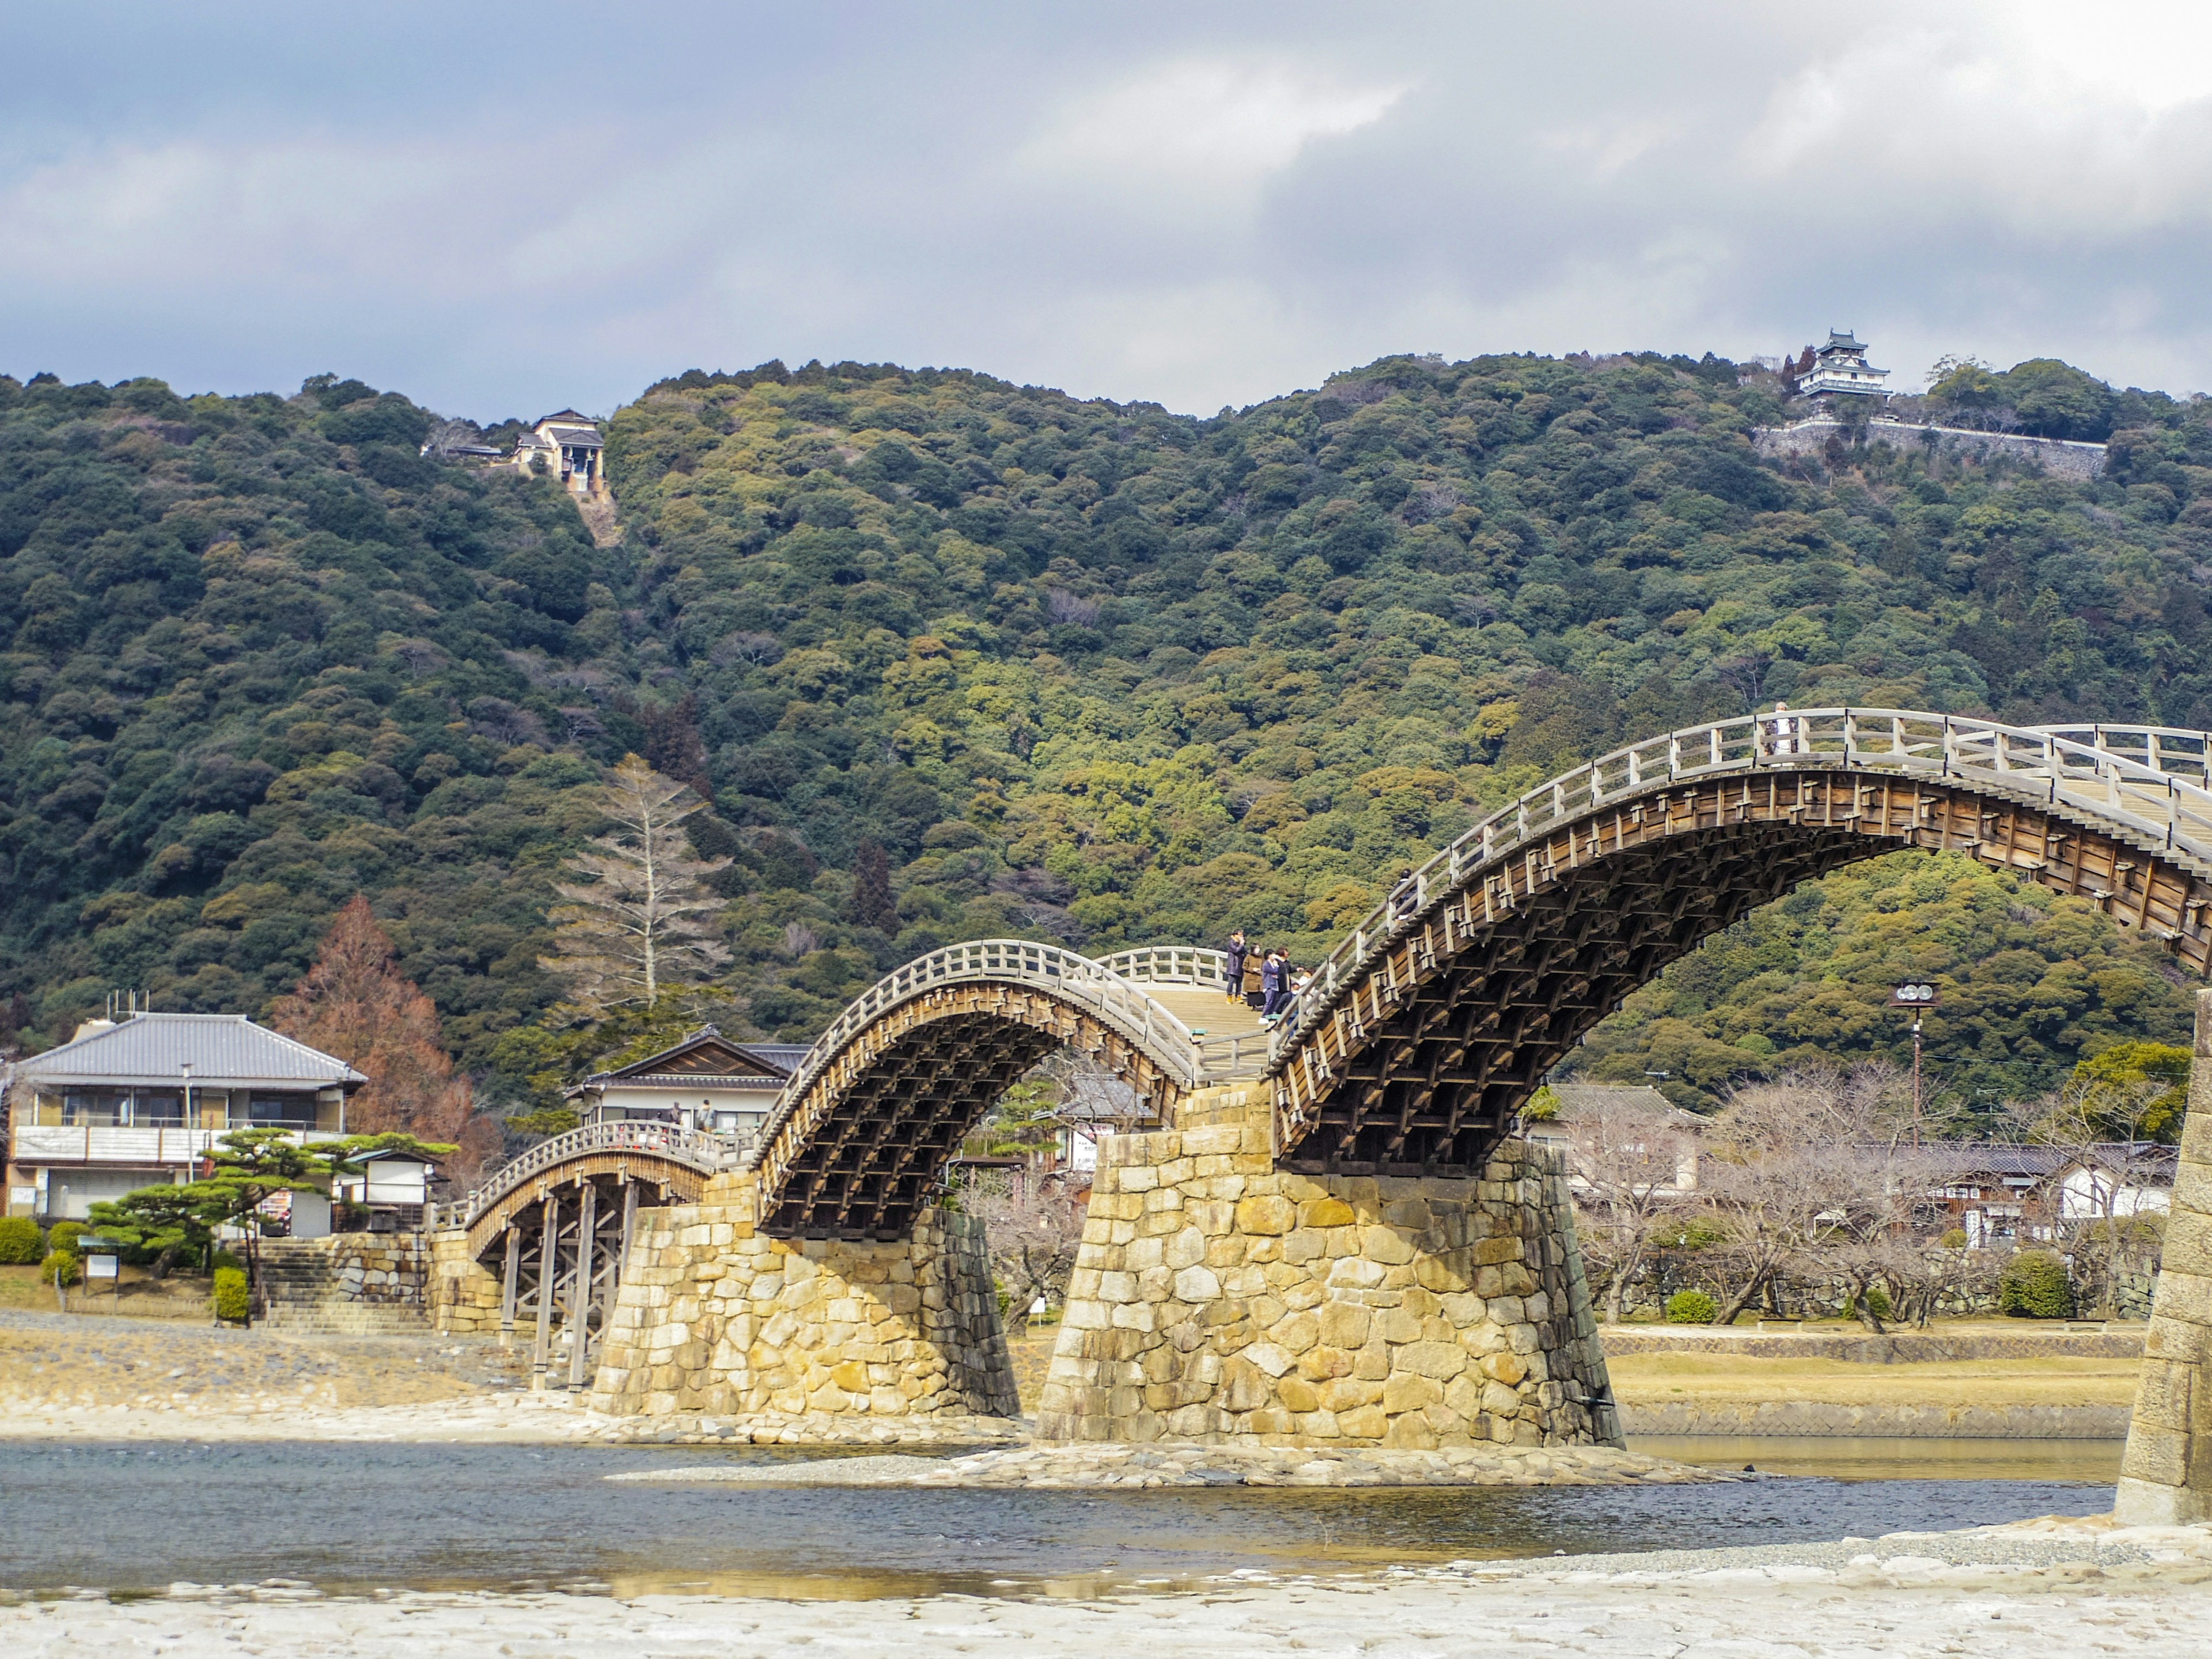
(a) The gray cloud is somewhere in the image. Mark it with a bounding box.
[6,1,2211,417]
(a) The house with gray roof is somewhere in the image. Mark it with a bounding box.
[5,1013,366,1222]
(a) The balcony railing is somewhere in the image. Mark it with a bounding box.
[10,1125,343,1165]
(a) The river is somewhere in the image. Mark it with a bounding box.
[0,1437,2119,1599]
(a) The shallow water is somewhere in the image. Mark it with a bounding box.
[0,1438,2119,1599]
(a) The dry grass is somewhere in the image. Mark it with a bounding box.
[1607,1350,2143,1409]
[0,1262,211,1318]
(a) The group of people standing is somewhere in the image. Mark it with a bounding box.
[1223,930,1308,1029]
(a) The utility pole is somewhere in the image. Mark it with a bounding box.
[1889,982,1941,1147]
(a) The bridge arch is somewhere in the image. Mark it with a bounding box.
[1268,710,2212,1177]
[751,940,1219,1238]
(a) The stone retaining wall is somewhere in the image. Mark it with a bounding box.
[428,1229,503,1335]
[585,1170,1017,1420]
[1038,1083,1619,1448]
[1753,417,2107,480]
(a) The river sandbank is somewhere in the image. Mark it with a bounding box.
[6,1516,2209,1658]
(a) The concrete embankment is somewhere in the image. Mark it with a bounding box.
[1618,1402,2135,1438]
[1602,1324,2145,1438]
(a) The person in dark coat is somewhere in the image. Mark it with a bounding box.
[1224,929,1250,1005]
[1259,948,1289,1024]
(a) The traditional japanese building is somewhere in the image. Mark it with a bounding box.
[565,1027,809,1139]
[1785,331,1892,401]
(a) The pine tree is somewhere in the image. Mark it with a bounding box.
[848,839,899,934]
[541,755,731,1012]
[271,895,473,1142]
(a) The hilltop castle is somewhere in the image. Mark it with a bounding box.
[1782,331,1892,402]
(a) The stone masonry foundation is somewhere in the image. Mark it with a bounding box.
[2116,986,2212,1523]
[1038,1083,1620,1448]
[585,1170,1018,1419]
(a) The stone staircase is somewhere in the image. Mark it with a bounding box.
[256,1235,434,1335]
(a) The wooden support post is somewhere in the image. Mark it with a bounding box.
[498,1227,520,1343]
[532,1191,559,1381]
[567,1181,598,1389]
[595,1180,637,1365]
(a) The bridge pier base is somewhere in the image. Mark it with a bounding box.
[1039,1084,1620,1449]
[2117,987,2212,1524]
[583,1171,1018,1421]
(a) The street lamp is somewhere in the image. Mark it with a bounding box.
[1888,982,1940,1145]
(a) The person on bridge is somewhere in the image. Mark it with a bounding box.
[1388,866,1418,922]
[1224,929,1251,1005]
[1767,699,1800,756]
[1259,948,1290,1025]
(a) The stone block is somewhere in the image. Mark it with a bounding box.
[1309,1309,1362,1354]
[1245,1341,1296,1378]
[1236,1195,1297,1235]
[1337,1404,1387,1440]
[1300,1198,1357,1228]
[1397,1341,1468,1380]
[1359,1226,1418,1266]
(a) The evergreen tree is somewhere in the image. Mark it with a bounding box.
[271,896,474,1144]
[542,756,731,1012]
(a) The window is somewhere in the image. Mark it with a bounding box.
[62,1092,126,1126]
[133,1091,185,1127]
[246,1094,316,1128]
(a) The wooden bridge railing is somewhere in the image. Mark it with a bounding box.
[446,1120,747,1230]
[1098,945,1266,1078]
[1270,709,2212,1073]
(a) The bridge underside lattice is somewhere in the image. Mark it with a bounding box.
[1275,767,2212,1177]
[759,983,1187,1240]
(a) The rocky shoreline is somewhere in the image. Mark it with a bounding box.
[608,1440,1729,1488]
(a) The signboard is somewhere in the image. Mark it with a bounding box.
[1888,982,1940,1007]
[84,1254,119,1279]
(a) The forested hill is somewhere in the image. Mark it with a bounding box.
[2,352,2207,1119]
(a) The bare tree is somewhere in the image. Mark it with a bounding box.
[1562,1092,1695,1323]
[1706,1064,1935,1330]
[421,417,482,459]
[966,1169,1087,1335]
[541,756,731,1012]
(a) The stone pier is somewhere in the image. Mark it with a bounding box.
[1038,1083,1620,1448]
[585,1170,1018,1421]
[2116,986,2212,1523]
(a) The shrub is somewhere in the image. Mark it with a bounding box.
[1940,1228,1968,1249]
[40,1248,81,1287]
[1862,1285,1892,1320]
[46,1220,85,1255]
[0,1217,42,1264]
[210,1249,244,1275]
[213,1266,250,1323]
[1665,1289,1718,1324]
[2000,1251,2076,1319]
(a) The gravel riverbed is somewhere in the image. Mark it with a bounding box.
[7,1516,2209,1658]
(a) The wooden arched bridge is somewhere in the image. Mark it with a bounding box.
[450,709,2212,1328]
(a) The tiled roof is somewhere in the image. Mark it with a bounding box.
[14,1014,366,1090]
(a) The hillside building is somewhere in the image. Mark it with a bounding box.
[1785,331,1892,402]
[3,1013,366,1222]
[565,1027,810,1141]
[513,410,608,498]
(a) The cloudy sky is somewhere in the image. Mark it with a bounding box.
[7,1,2212,419]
